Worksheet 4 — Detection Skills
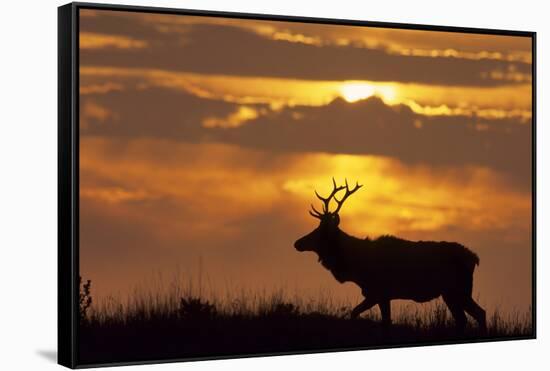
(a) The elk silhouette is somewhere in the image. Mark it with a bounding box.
[294,178,487,331]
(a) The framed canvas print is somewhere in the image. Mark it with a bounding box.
[58,2,536,368]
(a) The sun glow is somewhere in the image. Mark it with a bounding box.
[340,82,398,104]
[340,83,375,102]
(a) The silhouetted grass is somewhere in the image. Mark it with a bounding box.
[79,278,533,365]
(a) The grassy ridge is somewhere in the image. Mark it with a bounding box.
[79,278,532,365]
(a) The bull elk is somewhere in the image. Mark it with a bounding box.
[294,178,486,331]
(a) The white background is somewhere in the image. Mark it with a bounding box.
[0,0,547,369]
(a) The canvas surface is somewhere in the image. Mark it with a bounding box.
[76,7,534,365]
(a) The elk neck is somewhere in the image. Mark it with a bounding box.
[317,229,372,284]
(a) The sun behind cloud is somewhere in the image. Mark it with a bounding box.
[340,81,397,104]
[340,82,375,102]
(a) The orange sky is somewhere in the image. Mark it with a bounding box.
[79,9,533,314]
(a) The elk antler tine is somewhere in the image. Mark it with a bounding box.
[314,190,326,208]
[309,210,322,219]
[309,178,352,219]
[310,204,323,216]
[332,179,363,214]
[314,190,328,212]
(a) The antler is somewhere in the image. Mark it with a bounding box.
[333,178,363,214]
[309,178,362,219]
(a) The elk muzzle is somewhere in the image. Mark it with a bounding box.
[294,237,306,252]
[294,229,320,252]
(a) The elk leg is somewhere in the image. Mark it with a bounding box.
[463,296,487,333]
[379,300,392,326]
[443,295,467,332]
[350,297,378,319]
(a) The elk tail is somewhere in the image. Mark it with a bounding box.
[472,252,480,266]
[465,247,480,267]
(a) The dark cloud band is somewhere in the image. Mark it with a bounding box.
[80,12,531,87]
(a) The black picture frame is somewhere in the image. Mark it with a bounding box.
[58,2,537,368]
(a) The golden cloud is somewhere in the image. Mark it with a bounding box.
[81,138,531,241]
[81,100,117,129]
[80,32,148,49]
[81,187,159,204]
[202,106,261,128]
[80,82,124,95]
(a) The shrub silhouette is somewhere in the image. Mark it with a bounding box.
[260,302,300,319]
[179,297,217,320]
[79,276,92,322]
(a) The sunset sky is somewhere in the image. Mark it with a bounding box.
[79,9,533,314]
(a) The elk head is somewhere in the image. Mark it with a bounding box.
[294,178,362,254]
